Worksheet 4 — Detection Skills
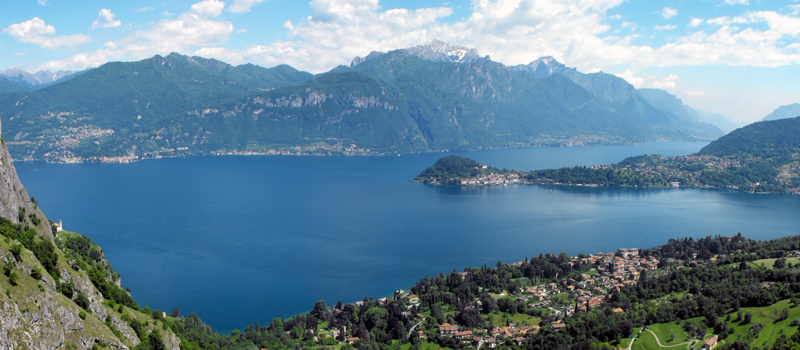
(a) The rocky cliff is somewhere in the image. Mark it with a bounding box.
[0,118,180,349]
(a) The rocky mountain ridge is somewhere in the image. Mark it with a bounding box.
[0,41,723,163]
[1,67,76,89]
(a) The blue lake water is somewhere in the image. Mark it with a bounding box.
[14,142,800,333]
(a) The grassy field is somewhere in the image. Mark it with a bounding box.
[628,299,800,349]
[751,257,800,269]
[723,299,800,348]
[486,312,541,327]
[617,327,641,349]
[399,340,447,350]
[648,322,692,345]
[724,257,800,270]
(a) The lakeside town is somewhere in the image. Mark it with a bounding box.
[315,245,734,349]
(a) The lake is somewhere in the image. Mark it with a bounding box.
[14,142,800,332]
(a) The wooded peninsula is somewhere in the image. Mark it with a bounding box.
[415,117,800,194]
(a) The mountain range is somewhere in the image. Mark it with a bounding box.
[0,67,77,90]
[0,40,726,162]
[760,103,800,122]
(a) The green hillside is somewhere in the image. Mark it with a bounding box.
[698,117,800,158]
[0,76,27,93]
[418,117,800,193]
[0,47,722,162]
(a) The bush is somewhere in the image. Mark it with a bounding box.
[30,267,42,280]
[59,280,75,298]
[7,271,19,286]
[9,244,22,260]
[75,291,92,312]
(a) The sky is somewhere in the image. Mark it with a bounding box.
[2,0,800,123]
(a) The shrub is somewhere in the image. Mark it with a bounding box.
[75,291,92,312]
[9,244,22,260]
[30,267,42,280]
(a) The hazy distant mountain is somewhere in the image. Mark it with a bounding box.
[1,67,76,89]
[760,103,800,122]
[637,88,740,134]
[0,42,723,162]
[0,76,27,93]
[695,110,746,134]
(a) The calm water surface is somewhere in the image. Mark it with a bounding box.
[15,142,800,332]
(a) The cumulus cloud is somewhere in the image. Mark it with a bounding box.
[33,0,800,76]
[724,0,749,5]
[191,0,226,17]
[35,3,234,71]
[661,7,678,19]
[136,13,233,48]
[310,0,380,22]
[5,17,91,49]
[655,24,677,31]
[616,69,677,92]
[92,9,122,29]
[228,0,269,13]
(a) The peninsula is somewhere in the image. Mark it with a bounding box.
[416,117,800,194]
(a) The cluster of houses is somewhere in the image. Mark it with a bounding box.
[459,172,526,186]
[511,249,659,317]
[395,248,663,347]
[436,323,540,348]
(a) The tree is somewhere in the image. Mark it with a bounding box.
[743,312,752,325]
[312,300,329,320]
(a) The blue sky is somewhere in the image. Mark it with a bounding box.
[3,0,800,123]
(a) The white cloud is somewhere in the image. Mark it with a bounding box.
[661,7,678,19]
[136,7,155,13]
[682,90,712,99]
[92,9,122,29]
[38,0,47,5]
[31,0,800,77]
[136,13,233,48]
[191,0,226,17]
[649,74,678,91]
[655,24,677,31]
[616,69,677,92]
[5,17,91,49]
[309,0,380,22]
[724,0,749,5]
[228,0,269,13]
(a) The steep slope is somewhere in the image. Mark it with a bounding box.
[760,103,800,122]
[0,120,181,349]
[511,57,723,138]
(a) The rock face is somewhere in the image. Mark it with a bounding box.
[0,117,53,240]
[0,118,181,349]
